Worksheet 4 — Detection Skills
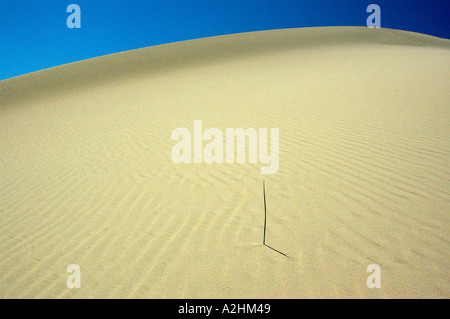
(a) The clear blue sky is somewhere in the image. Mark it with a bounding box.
[0,0,449,81]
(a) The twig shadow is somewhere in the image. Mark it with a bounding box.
[264,244,290,258]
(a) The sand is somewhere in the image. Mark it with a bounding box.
[0,27,449,298]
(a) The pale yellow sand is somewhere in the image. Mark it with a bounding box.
[0,27,449,298]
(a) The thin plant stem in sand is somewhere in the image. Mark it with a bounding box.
[262,180,289,258]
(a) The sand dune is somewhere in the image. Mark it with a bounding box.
[0,27,449,298]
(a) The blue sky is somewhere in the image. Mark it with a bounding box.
[0,0,449,81]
